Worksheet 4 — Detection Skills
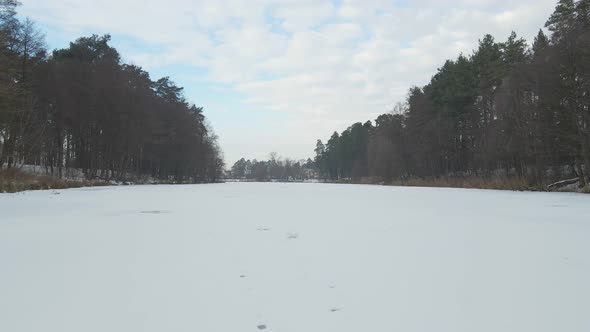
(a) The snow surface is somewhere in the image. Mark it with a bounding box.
[1,183,589,332]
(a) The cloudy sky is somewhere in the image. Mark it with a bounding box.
[19,0,557,164]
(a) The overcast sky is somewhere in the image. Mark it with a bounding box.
[19,0,558,164]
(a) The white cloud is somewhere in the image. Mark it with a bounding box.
[19,0,558,163]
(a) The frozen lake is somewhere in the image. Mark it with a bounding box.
[1,183,589,332]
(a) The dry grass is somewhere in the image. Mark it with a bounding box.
[0,168,110,193]
[388,177,533,191]
[353,176,384,185]
[324,176,534,191]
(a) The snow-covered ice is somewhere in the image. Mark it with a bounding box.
[1,183,589,332]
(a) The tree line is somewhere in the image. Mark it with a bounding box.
[314,0,590,188]
[230,153,317,181]
[0,1,224,182]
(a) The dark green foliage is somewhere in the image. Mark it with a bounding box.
[313,123,372,181]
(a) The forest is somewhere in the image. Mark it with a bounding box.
[229,153,318,181]
[0,0,224,183]
[4,0,589,190]
[314,0,590,189]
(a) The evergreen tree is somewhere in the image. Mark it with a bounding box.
[545,0,577,40]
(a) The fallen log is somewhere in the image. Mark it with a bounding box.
[547,177,579,191]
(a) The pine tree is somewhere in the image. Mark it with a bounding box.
[576,0,590,28]
[532,29,550,58]
[545,0,576,40]
[501,31,529,65]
